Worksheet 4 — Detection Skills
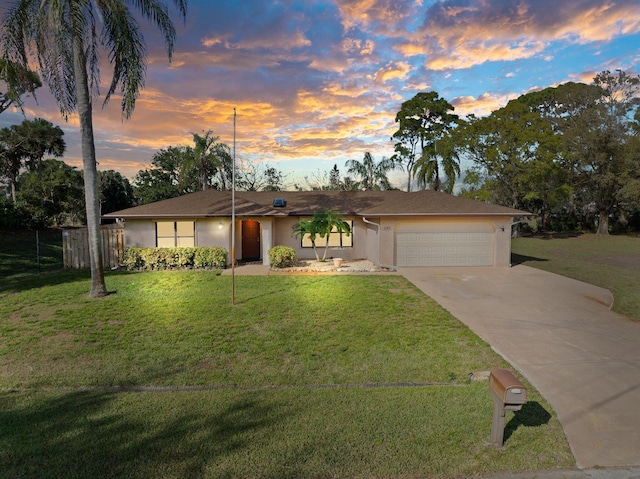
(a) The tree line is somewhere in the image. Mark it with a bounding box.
[388,71,640,235]
[455,71,640,235]
[3,71,640,236]
[0,123,287,228]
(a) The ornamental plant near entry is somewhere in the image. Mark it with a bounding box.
[292,208,350,262]
[268,245,296,268]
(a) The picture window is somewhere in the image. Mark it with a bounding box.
[156,221,195,247]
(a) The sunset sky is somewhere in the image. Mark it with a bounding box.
[2,0,640,189]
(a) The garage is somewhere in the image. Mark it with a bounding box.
[396,223,495,267]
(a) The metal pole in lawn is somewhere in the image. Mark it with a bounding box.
[231,108,236,305]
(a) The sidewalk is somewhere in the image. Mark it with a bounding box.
[482,466,640,479]
[220,264,270,275]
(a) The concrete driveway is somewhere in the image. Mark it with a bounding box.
[399,265,640,469]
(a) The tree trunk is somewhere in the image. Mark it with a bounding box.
[73,33,107,297]
[597,209,610,235]
[9,175,17,203]
[433,162,441,192]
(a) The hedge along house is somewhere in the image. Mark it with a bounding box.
[102,190,532,268]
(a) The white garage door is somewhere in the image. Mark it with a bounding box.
[396,225,494,267]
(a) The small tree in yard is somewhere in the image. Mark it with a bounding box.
[292,208,351,262]
[292,219,321,261]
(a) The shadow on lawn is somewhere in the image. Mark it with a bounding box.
[0,269,144,295]
[0,389,277,479]
[504,401,552,444]
[510,253,549,266]
[0,269,93,293]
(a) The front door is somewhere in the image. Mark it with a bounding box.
[241,220,261,261]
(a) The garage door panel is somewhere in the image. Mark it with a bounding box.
[396,229,494,267]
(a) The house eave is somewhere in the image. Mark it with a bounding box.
[358,212,534,217]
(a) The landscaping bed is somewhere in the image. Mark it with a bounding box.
[271,258,391,273]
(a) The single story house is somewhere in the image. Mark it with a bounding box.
[102,190,532,268]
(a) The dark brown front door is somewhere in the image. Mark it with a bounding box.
[241,220,261,261]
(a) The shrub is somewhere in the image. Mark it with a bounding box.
[194,247,227,268]
[268,245,296,268]
[122,248,144,269]
[122,247,227,270]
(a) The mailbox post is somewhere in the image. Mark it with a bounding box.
[489,369,527,447]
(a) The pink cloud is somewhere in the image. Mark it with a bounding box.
[398,0,640,70]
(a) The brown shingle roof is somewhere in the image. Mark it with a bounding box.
[103,189,531,219]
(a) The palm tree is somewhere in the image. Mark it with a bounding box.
[182,131,217,192]
[180,131,233,191]
[291,209,351,262]
[2,0,187,297]
[345,152,397,190]
[312,208,351,261]
[413,134,461,193]
[0,125,27,203]
[393,91,459,191]
[0,58,41,114]
[292,219,321,261]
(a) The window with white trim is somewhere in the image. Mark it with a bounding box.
[301,221,353,248]
[156,221,195,247]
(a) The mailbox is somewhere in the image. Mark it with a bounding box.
[488,369,527,447]
[489,368,527,407]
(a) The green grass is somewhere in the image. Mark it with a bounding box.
[0,271,574,478]
[512,234,640,321]
[0,229,63,284]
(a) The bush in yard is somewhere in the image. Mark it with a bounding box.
[269,245,296,268]
[194,247,227,268]
[122,248,144,270]
[176,247,196,267]
[123,247,227,270]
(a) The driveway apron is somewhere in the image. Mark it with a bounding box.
[399,265,640,469]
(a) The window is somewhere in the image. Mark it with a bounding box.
[156,221,195,247]
[301,221,353,248]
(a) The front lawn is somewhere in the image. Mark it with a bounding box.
[0,271,573,478]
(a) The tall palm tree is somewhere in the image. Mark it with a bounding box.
[185,130,218,191]
[0,125,27,203]
[393,91,459,191]
[345,152,397,190]
[2,0,187,297]
[0,58,41,114]
[413,134,461,193]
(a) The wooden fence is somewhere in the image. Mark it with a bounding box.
[62,224,124,269]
